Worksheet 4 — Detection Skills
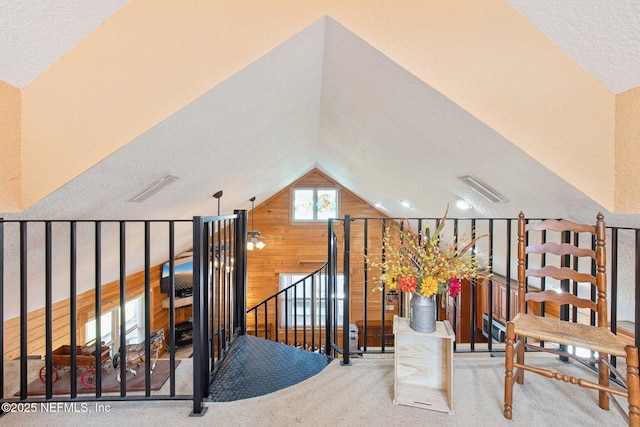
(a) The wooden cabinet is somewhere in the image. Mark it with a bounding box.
[393,316,455,414]
[356,320,394,349]
[478,275,551,342]
[443,275,548,344]
[162,296,193,324]
[491,278,518,323]
[481,275,545,322]
[476,275,518,324]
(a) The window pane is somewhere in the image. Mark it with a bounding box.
[293,189,314,220]
[125,299,138,330]
[280,273,344,327]
[316,189,337,219]
[318,274,343,297]
[86,311,112,344]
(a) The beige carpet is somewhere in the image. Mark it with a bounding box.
[2,355,628,426]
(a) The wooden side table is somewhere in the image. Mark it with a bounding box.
[393,315,455,414]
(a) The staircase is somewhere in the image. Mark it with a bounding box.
[208,334,328,401]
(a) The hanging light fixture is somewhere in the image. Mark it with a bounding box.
[247,196,266,250]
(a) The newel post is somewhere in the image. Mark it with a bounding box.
[234,209,248,335]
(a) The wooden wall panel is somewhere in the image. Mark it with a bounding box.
[3,266,166,361]
[246,168,394,338]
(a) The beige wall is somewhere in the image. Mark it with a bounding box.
[615,87,640,213]
[0,81,21,211]
[325,0,616,210]
[3,0,633,213]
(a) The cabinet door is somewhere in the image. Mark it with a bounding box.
[492,282,503,322]
[499,284,508,321]
[509,287,519,320]
[490,280,511,323]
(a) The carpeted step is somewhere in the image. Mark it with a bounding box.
[209,334,328,402]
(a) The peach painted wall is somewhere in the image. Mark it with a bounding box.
[0,81,21,211]
[17,0,617,211]
[19,0,326,210]
[615,87,640,213]
[324,0,615,210]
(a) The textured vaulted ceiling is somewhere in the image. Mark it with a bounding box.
[2,0,640,318]
[1,0,640,227]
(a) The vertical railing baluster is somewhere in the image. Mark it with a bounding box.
[470,219,477,352]
[606,228,616,366]
[487,219,494,352]
[94,221,102,397]
[380,226,386,350]
[168,221,176,397]
[311,274,316,351]
[274,294,279,344]
[144,221,152,396]
[342,215,351,365]
[264,304,269,340]
[69,221,77,398]
[202,221,213,369]
[254,309,259,336]
[119,221,127,396]
[503,219,511,325]
[293,284,298,347]
[362,219,368,353]
[326,220,334,357]
[302,279,307,349]
[452,219,458,351]
[214,219,221,354]
[610,228,619,332]
[285,287,290,345]
[45,221,53,398]
[19,221,27,400]
[192,216,205,415]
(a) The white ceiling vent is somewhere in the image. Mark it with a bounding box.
[458,175,506,203]
[128,175,179,202]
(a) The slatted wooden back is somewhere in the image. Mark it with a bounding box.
[517,212,608,327]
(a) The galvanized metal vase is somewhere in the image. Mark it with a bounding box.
[409,292,436,333]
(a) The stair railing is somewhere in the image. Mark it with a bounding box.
[191,209,247,415]
[246,263,329,353]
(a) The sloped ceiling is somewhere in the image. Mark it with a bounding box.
[2,1,640,317]
[507,0,640,94]
[2,4,638,226]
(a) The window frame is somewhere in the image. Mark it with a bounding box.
[85,295,145,350]
[291,187,339,222]
[279,273,344,328]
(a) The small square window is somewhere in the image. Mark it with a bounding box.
[293,188,338,221]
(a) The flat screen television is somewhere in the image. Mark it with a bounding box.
[160,260,193,296]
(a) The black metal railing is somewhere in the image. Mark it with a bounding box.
[191,210,246,415]
[246,263,329,353]
[0,212,248,417]
[2,212,639,415]
[324,215,640,362]
[0,218,193,407]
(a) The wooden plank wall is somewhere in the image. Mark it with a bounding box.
[246,168,394,343]
[3,266,166,361]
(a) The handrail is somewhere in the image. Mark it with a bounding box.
[1,212,638,415]
[246,263,329,353]
[191,210,246,415]
[324,215,640,359]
